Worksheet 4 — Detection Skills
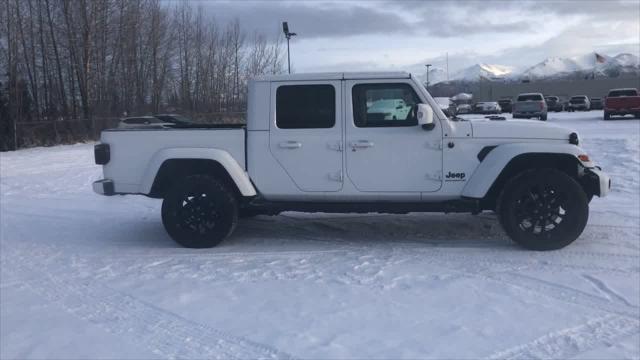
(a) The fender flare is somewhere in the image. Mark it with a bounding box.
[139,148,257,196]
[462,143,592,199]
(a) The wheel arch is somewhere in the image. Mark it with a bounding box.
[462,143,592,210]
[140,148,257,199]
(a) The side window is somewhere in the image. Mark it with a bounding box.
[352,83,420,128]
[276,85,335,129]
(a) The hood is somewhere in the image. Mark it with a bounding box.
[470,120,573,140]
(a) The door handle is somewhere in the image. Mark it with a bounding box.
[279,141,302,149]
[350,140,374,149]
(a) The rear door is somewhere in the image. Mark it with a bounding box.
[269,81,343,192]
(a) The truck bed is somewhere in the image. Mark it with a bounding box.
[100,128,246,193]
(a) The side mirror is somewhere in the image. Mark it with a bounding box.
[417,103,435,130]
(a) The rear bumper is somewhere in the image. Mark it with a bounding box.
[93,179,115,196]
[605,108,640,114]
[583,167,611,198]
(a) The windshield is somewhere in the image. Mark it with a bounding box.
[517,94,543,101]
[570,98,586,104]
[608,89,638,97]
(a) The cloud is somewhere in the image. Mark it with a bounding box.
[194,1,414,39]
[176,0,639,74]
[190,0,538,40]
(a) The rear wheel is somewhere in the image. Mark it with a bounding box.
[604,112,611,120]
[540,114,547,121]
[497,169,589,250]
[161,175,238,248]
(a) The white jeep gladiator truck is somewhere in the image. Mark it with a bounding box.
[93,72,610,250]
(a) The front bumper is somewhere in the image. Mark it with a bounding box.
[583,167,611,197]
[93,179,115,196]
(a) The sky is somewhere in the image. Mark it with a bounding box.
[199,0,640,75]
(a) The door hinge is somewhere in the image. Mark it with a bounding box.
[426,171,442,181]
[328,170,343,182]
[426,141,443,150]
[328,141,343,152]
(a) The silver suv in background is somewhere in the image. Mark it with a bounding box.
[513,93,548,121]
[567,95,590,112]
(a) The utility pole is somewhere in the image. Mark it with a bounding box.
[446,52,449,81]
[282,22,297,74]
[425,64,432,89]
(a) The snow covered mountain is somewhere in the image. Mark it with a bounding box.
[429,52,639,84]
[452,64,514,82]
[522,57,582,79]
[520,52,639,80]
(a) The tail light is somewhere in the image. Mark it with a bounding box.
[539,102,544,110]
[94,143,110,165]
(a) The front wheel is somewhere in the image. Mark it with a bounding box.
[161,175,238,248]
[497,169,589,250]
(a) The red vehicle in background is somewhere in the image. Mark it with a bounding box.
[604,88,640,120]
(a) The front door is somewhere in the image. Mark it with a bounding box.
[269,81,343,192]
[345,80,443,192]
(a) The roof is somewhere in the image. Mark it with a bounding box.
[251,71,411,82]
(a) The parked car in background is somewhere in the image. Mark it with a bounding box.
[434,97,457,117]
[456,103,472,114]
[367,99,412,120]
[154,114,194,126]
[544,96,564,112]
[118,116,172,128]
[604,88,640,120]
[567,95,590,112]
[513,93,547,120]
[589,98,603,110]
[474,102,501,114]
[497,98,513,113]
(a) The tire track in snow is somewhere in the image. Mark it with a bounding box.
[485,315,640,360]
[472,271,639,319]
[581,274,636,308]
[1,255,293,360]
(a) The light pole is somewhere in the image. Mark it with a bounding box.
[425,64,432,89]
[282,22,297,74]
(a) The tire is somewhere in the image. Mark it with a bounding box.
[540,114,547,121]
[604,112,610,120]
[161,175,238,248]
[497,168,589,251]
[635,112,640,119]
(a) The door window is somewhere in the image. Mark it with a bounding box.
[276,85,335,129]
[352,83,420,127]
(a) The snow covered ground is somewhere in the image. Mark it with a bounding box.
[1,111,639,359]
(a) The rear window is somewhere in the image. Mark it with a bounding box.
[608,89,638,97]
[545,97,559,101]
[276,85,335,129]
[570,97,586,104]
[517,94,543,101]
